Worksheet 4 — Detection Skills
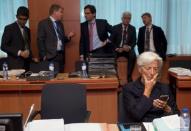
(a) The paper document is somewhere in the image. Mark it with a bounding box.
[168,67,191,76]
[65,123,102,131]
[143,122,155,131]
[161,114,180,129]
[24,104,35,127]
[153,114,180,131]
[25,119,64,131]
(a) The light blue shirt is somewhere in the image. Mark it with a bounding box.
[50,16,63,51]
[89,19,103,50]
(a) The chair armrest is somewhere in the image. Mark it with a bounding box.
[84,110,91,122]
[28,110,41,122]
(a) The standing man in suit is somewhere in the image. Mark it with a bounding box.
[80,4,113,61]
[109,11,136,82]
[37,4,75,72]
[137,12,167,60]
[1,6,33,70]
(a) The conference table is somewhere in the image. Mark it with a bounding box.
[26,122,146,131]
[169,72,191,110]
[0,73,119,123]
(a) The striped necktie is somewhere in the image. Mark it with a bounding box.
[89,22,94,51]
[145,27,150,51]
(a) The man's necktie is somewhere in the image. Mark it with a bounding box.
[22,27,29,50]
[120,26,128,47]
[145,27,150,51]
[55,21,63,41]
[89,23,94,51]
[123,26,128,45]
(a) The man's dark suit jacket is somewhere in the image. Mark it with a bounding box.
[123,78,179,122]
[109,23,136,81]
[109,23,136,57]
[37,18,70,61]
[80,19,112,58]
[137,25,167,60]
[1,22,31,70]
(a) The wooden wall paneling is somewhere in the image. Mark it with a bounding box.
[87,90,117,123]
[116,57,127,86]
[64,20,80,72]
[177,90,191,110]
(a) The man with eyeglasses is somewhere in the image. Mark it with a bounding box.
[1,6,36,70]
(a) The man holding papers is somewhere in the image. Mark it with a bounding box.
[123,52,179,122]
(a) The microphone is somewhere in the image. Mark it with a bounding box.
[24,104,35,127]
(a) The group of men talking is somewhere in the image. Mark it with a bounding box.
[80,5,167,82]
[1,4,167,80]
[1,4,179,122]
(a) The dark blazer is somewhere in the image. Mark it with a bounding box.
[109,23,136,57]
[123,78,179,122]
[1,22,31,70]
[37,18,70,60]
[80,19,112,58]
[137,25,167,60]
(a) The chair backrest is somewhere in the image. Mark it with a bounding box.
[169,60,191,69]
[118,92,128,123]
[29,61,59,73]
[41,83,87,124]
[75,60,83,71]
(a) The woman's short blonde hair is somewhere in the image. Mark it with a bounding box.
[137,52,163,69]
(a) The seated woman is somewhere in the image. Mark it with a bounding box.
[123,51,179,122]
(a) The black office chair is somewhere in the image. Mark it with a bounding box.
[169,59,191,69]
[75,60,83,71]
[29,61,59,73]
[30,83,91,124]
[118,92,129,123]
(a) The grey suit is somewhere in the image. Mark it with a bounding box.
[37,18,70,72]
